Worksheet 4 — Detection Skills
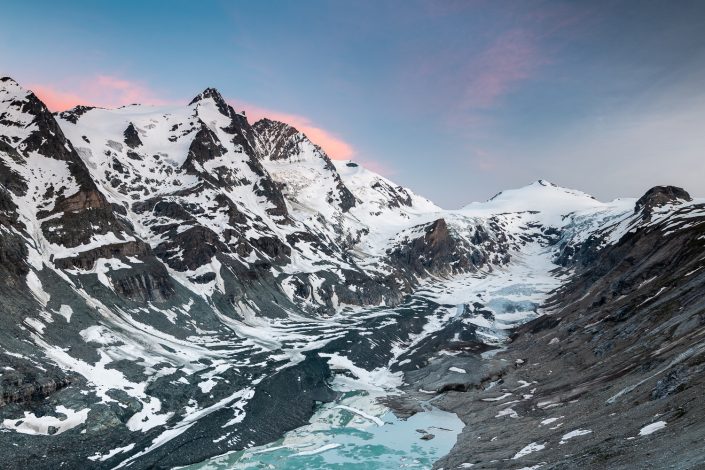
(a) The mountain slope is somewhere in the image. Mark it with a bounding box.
[432,189,705,469]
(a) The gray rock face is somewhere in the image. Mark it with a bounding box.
[58,105,94,124]
[0,188,28,280]
[182,123,228,178]
[123,123,142,149]
[52,240,151,270]
[189,87,232,118]
[253,118,305,162]
[0,366,72,407]
[388,218,511,277]
[253,118,357,212]
[635,185,691,215]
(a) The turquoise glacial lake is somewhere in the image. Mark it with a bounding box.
[184,389,464,470]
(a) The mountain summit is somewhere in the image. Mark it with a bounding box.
[189,86,227,105]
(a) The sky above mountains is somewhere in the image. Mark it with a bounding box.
[2,0,704,207]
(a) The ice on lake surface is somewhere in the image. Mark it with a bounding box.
[184,390,463,470]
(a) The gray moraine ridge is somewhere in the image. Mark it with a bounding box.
[1,76,704,469]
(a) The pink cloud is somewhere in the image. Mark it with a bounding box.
[406,27,549,134]
[461,29,546,110]
[28,85,87,112]
[29,75,170,112]
[230,101,356,161]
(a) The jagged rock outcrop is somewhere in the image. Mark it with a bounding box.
[254,118,356,213]
[389,218,464,276]
[58,105,94,124]
[388,218,510,277]
[52,240,151,270]
[1,369,72,407]
[635,185,691,216]
[189,87,232,118]
[123,123,142,149]
[181,122,228,180]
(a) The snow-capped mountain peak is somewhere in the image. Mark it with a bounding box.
[188,86,234,117]
[462,178,604,227]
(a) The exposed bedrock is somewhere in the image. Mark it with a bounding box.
[635,185,691,216]
[387,218,510,278]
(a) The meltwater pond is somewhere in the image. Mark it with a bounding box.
[184,389,464,470]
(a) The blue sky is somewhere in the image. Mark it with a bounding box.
[2,0,705,207]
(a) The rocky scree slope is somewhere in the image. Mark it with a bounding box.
[427,187,705,469]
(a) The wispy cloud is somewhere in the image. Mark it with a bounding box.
[230,101,356,161]
[453,3,593,114]
[460,29,546,110]
[407,26,549,135]
[28,85,86,112]
[29,75,169,111]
